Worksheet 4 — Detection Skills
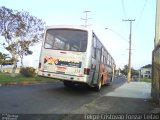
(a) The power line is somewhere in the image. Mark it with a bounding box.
[105,27,128,42]
[137,0,148,25]
[121,0,127,19]
[121,0,129,31]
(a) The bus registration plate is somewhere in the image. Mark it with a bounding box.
[56,66,66,72]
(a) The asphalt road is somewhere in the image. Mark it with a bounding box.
[0,77,126,114]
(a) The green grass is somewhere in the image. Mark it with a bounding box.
[0,72,58,83]
[137,77,152,83]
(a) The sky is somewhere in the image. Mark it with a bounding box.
[0,0,157,69]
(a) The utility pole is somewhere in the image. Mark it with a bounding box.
[81,11,92,27]
[122,19,135,82]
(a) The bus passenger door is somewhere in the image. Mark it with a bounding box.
[91,47,102,85]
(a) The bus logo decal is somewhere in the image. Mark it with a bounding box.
[44,56,82,68]
[44,56,58,64]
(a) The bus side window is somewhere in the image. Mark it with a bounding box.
[92,47,96,59]
[101,55,104,63]
[93,36,96,48]
[92,35,97,59]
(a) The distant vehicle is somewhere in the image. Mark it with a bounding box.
[132,75,138,81]
[38,25,116,91]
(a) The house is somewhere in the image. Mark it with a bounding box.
[115,68,121,76]
[139,64,152,78]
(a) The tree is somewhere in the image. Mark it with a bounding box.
[131,69,139,76]
[121,65,139,76]
[121,65,128,76]
[0,52,13,72]
[0,52,7,71]
[0,6,45,76]
[18,41,33,67]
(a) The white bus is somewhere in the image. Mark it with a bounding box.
[38,25,116,91]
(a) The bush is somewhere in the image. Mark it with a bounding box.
[138,77,152,83]
[20,67,36,77]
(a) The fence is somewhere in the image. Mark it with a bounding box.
[2,67,38,74]
[2,67,20,73]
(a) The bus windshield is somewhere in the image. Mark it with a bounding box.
[44,29,88,52]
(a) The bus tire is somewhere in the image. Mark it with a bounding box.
[106,76,113,86]
[110,76,113,82]
[95,79,102,92]
[63,81,74,87]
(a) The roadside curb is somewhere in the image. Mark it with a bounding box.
[0,81,59,86]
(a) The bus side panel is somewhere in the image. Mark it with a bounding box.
[84,29,95,85]
[90,34,102,86]
[90,33,114,87]
[100,64,108,85]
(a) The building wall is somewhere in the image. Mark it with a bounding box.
[155,0,160,47]
[152,46,160,104]
[152,0,160,104]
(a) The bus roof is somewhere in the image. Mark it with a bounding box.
[45,25,92,31]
